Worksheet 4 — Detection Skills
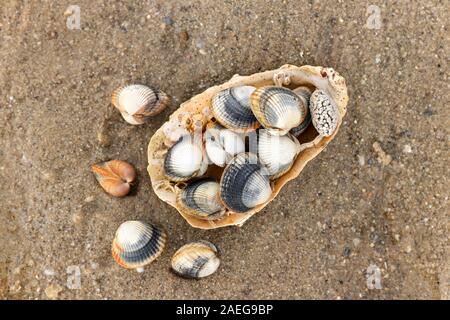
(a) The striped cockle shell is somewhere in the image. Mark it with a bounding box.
[204,122,245,167]
[112,84,170,125]
[258,130,300,180]
[171,240,220,279]
[290,86,312,137]
[91,160,136,197]
[164,134,205,182]
[250,86,307,136]
[176,179,225,220]
[112,221,166,270]
[309,89,339,137]
[211,86,259,132]
[219,153,272,213]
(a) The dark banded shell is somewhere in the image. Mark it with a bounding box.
[290,86,312,136]
[176,179,225,220]
[112,84,170,125]
[171,240,220,279]
[250,86,307,135]
[211,86,259,132]
[310,89,339,137]
[112,221,166,270]
[219,153,272,213]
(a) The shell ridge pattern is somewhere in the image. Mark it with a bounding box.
[119,226,162,262]
[221,155,260,212]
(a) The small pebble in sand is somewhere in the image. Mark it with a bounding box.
[45,284,63,299]
[72,211,84,225]
[84,195,95,203]
[375,54,381,64]
[403,144,412,153]
[179,30,189,42]
[97,130,111,147]
[357,154,365,166]
[372,142,392,165]
[163,16,174,26]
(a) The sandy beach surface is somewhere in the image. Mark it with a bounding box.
[0,0,448,299]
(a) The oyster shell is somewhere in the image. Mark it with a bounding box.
[148,65,348,229]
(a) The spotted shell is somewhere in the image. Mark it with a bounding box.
[250,86,307,135]
[112,221,166,270]
[91,160,136,197]
[171,240,220,279]
[211,86,259,132]
[148,65,348,229]
[310,89,339,137]
[176,178,225,220]
[112,84,170,125]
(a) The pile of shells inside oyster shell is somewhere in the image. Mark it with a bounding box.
[93,80,339,279]
[164,84,339,217]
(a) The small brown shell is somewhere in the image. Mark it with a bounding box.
[148,65,348,229]
[91,160,136,197]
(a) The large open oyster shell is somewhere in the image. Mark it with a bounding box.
[147,65,348,229]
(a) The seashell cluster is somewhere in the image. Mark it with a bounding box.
[91,160,136,197]
[171,240,220,279]
[112,84,170,125]
[112,220,166,271]
[148,65,348,229]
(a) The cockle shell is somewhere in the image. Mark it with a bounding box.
[112,84,170,125]
[171,240,220,279]
[258,130,300,180]
[220,153,272,213]
[91,160,136,197]
[176,178,225,220]
[211,85,259,132]
[148,65,348,229]
[204,123,245,167]
[250,86,307,135]
[164,134,205,182]
[309,89,339,137]
[112,221,166,270]
[290,86,312,137]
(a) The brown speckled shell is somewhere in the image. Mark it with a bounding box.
[147,65,348,229]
